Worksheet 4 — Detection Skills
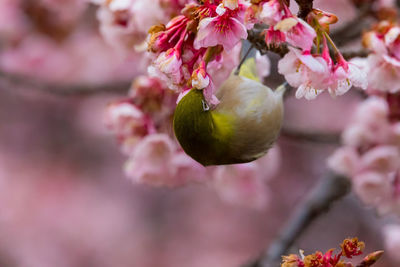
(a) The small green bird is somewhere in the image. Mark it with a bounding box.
[173,58,285,166]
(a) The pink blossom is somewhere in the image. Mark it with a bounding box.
[211,146,280,209]
[278,47,330,100]
[384,26,400,46]
[212,163,270,209]
[328,95,400,215]
[191,61,219,106]
[148,48,183,90]
[342,97,391,147]
[353,171,392,206]
[328,63,367,97]
[327,147,360,177]
[384,225,400,263]
[191,62,211,90]
[170,151,207,184]
[105,101,152,154]
[124,134,207,187]
[202,79,220,107]
[274,17,316,51]
[194,11,247,51]
[94,0,173,50]
[96,1,159,49]
[362,22,400,93]
[264,27,286,47]
[365,54,400,93]
[124,134,177,187]
[360,146,400,173]
[0,0,27,39]
[129,76,166,107]
[363,30,388,55]
[206,43,241,88]
[259,0,283,25]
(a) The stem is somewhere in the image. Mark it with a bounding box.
[203,46,219,64]
[323,31,340,55]
[244,173,351,267]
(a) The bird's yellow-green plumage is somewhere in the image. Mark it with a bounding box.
[173,58,285,166]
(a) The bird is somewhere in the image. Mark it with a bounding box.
[173,58,285,166]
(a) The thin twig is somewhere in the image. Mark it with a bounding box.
[244,173,352,267]
[0,69,131,96]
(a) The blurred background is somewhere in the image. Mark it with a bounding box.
[0,0,395,266]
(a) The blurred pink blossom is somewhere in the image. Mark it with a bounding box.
[384,224,400,263]
[328,95,400,215]
[211,146,280,209]
[124,133,189,187]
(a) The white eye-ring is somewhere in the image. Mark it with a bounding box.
[202,100,210,111]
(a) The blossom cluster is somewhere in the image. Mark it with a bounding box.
[327,17,400,216]
[147,0,251,105]
[105,74,280,209]
[328,96,400,215]
[92,0,192,51]
[0,0,140,84]
[145,0,367,102]
[356,20,400,93]
[266,2,367,100]
[100,0,373,207]
[325,13,400,264]
[281,238,383,267]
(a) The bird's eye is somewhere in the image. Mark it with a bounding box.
[202,100,210,111]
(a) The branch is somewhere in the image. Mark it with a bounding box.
[244,173,352,267]
[342,50,369,60]
[330,4,372,47]
[247,29,289,57]
[281,127,341,144]
[295,0,314,20]
[0,69,131,96]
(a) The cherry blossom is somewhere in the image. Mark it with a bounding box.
[274,17,316,51]
[362,21,400,93]
[384,224,400,263]
[278,47,329,100]
[328,95,400,216]
[149,48,184,90]
[194,4,248,51]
